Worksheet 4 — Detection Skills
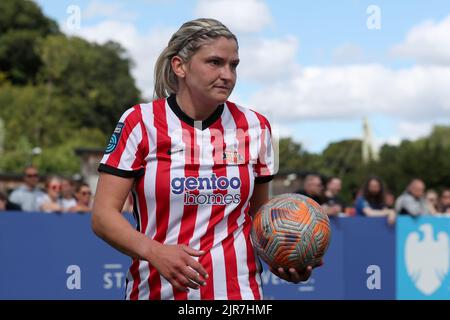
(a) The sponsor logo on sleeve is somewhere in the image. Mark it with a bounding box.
[105,122,124,154]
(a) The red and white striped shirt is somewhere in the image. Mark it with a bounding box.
[99,95,275,300]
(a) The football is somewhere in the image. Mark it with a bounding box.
[251,193,331,270]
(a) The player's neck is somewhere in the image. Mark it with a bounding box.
[175,91,219,121]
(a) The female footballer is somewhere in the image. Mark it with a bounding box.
[92,18,314,300]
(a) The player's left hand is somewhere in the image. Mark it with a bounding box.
[270,260,323,284]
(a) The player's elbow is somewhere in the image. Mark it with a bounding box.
[91,206,105,239]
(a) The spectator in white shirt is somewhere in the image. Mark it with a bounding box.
[9,166,45,211]
[60,177,77,212]
[37,176,63,213]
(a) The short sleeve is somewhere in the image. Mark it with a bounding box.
[98,105,147,178]
[8,189,21,205]
[355,196,370,216]
[254,113,275,184]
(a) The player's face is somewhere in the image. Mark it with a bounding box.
[184,37,239,106]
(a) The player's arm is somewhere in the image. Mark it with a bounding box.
[91,173,208,292]
[249,182,269,217]
[91,173,151,259]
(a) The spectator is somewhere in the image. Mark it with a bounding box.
[438,189,450,214]
[344,189,360,216]
[68,183,92,213]
[60,178,77,212]
[384,190,396,210]
[37,176,63,213]
[355,177,396,224]
[0,190,21,211]
[9,166,45,211]
[425,189,439,214]
[321,177,346,217]
[395,179,430,216]
[296,174,324,204]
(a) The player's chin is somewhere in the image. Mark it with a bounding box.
[211,88,231,102]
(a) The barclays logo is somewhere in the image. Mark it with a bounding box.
[404,224,449,295]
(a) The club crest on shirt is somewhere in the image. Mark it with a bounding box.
[105,122,124,154]
[223,149,244,164]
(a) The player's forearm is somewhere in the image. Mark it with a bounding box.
[91,208,160,261]
[249,182,269,217]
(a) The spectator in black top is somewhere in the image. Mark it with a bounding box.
[355,176,396,224]
[438,189,450,214]
[0,190,21,211]
[296,174,324,204]
[384,190,396,210]
[321,177,346,217]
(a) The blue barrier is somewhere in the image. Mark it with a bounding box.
[0,212,131,299]
[0,212,449,299]
[260,216,396,300]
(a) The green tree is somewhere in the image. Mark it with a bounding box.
[0,0,59,84]
[320,139,365,203]
[0,2,141,175]
[0,0,58,34]
[278,137,321,173]
[37,35,141,134]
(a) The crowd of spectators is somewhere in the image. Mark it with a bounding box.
[296,173,450,224]
[1,166,93,214]
[1,166,449,220]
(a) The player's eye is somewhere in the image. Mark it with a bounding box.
[208,59,221,66]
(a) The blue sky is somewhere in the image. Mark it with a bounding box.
[35,0,450,152]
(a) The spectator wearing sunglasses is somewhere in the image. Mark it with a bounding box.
[9,166,45,211]
[37,176,64,213]
[68,183,92,213]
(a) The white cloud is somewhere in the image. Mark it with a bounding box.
[63,20,298,97]
[248,64,450,122]
[64,20,174,99]
[391,14,450,65]
[83,1,137,21]
[194,0,273,33]
[396,121,433,140]
[332,43,365,65]
[380,121,434,148]
[238,36,300,82]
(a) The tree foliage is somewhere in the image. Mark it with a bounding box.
[0,0,140,175]
[279,126,450,204]
[0,0,59,84]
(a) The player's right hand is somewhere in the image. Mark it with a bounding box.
[149,244,209,292]
[270,260,323,284]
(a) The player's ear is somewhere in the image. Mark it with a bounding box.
[171,56,186,78]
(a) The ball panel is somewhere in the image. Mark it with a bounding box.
[251,193,331,270]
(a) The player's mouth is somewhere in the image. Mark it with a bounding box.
[213,85,230,91]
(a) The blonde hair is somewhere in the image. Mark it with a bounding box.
[154,18,238,99]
